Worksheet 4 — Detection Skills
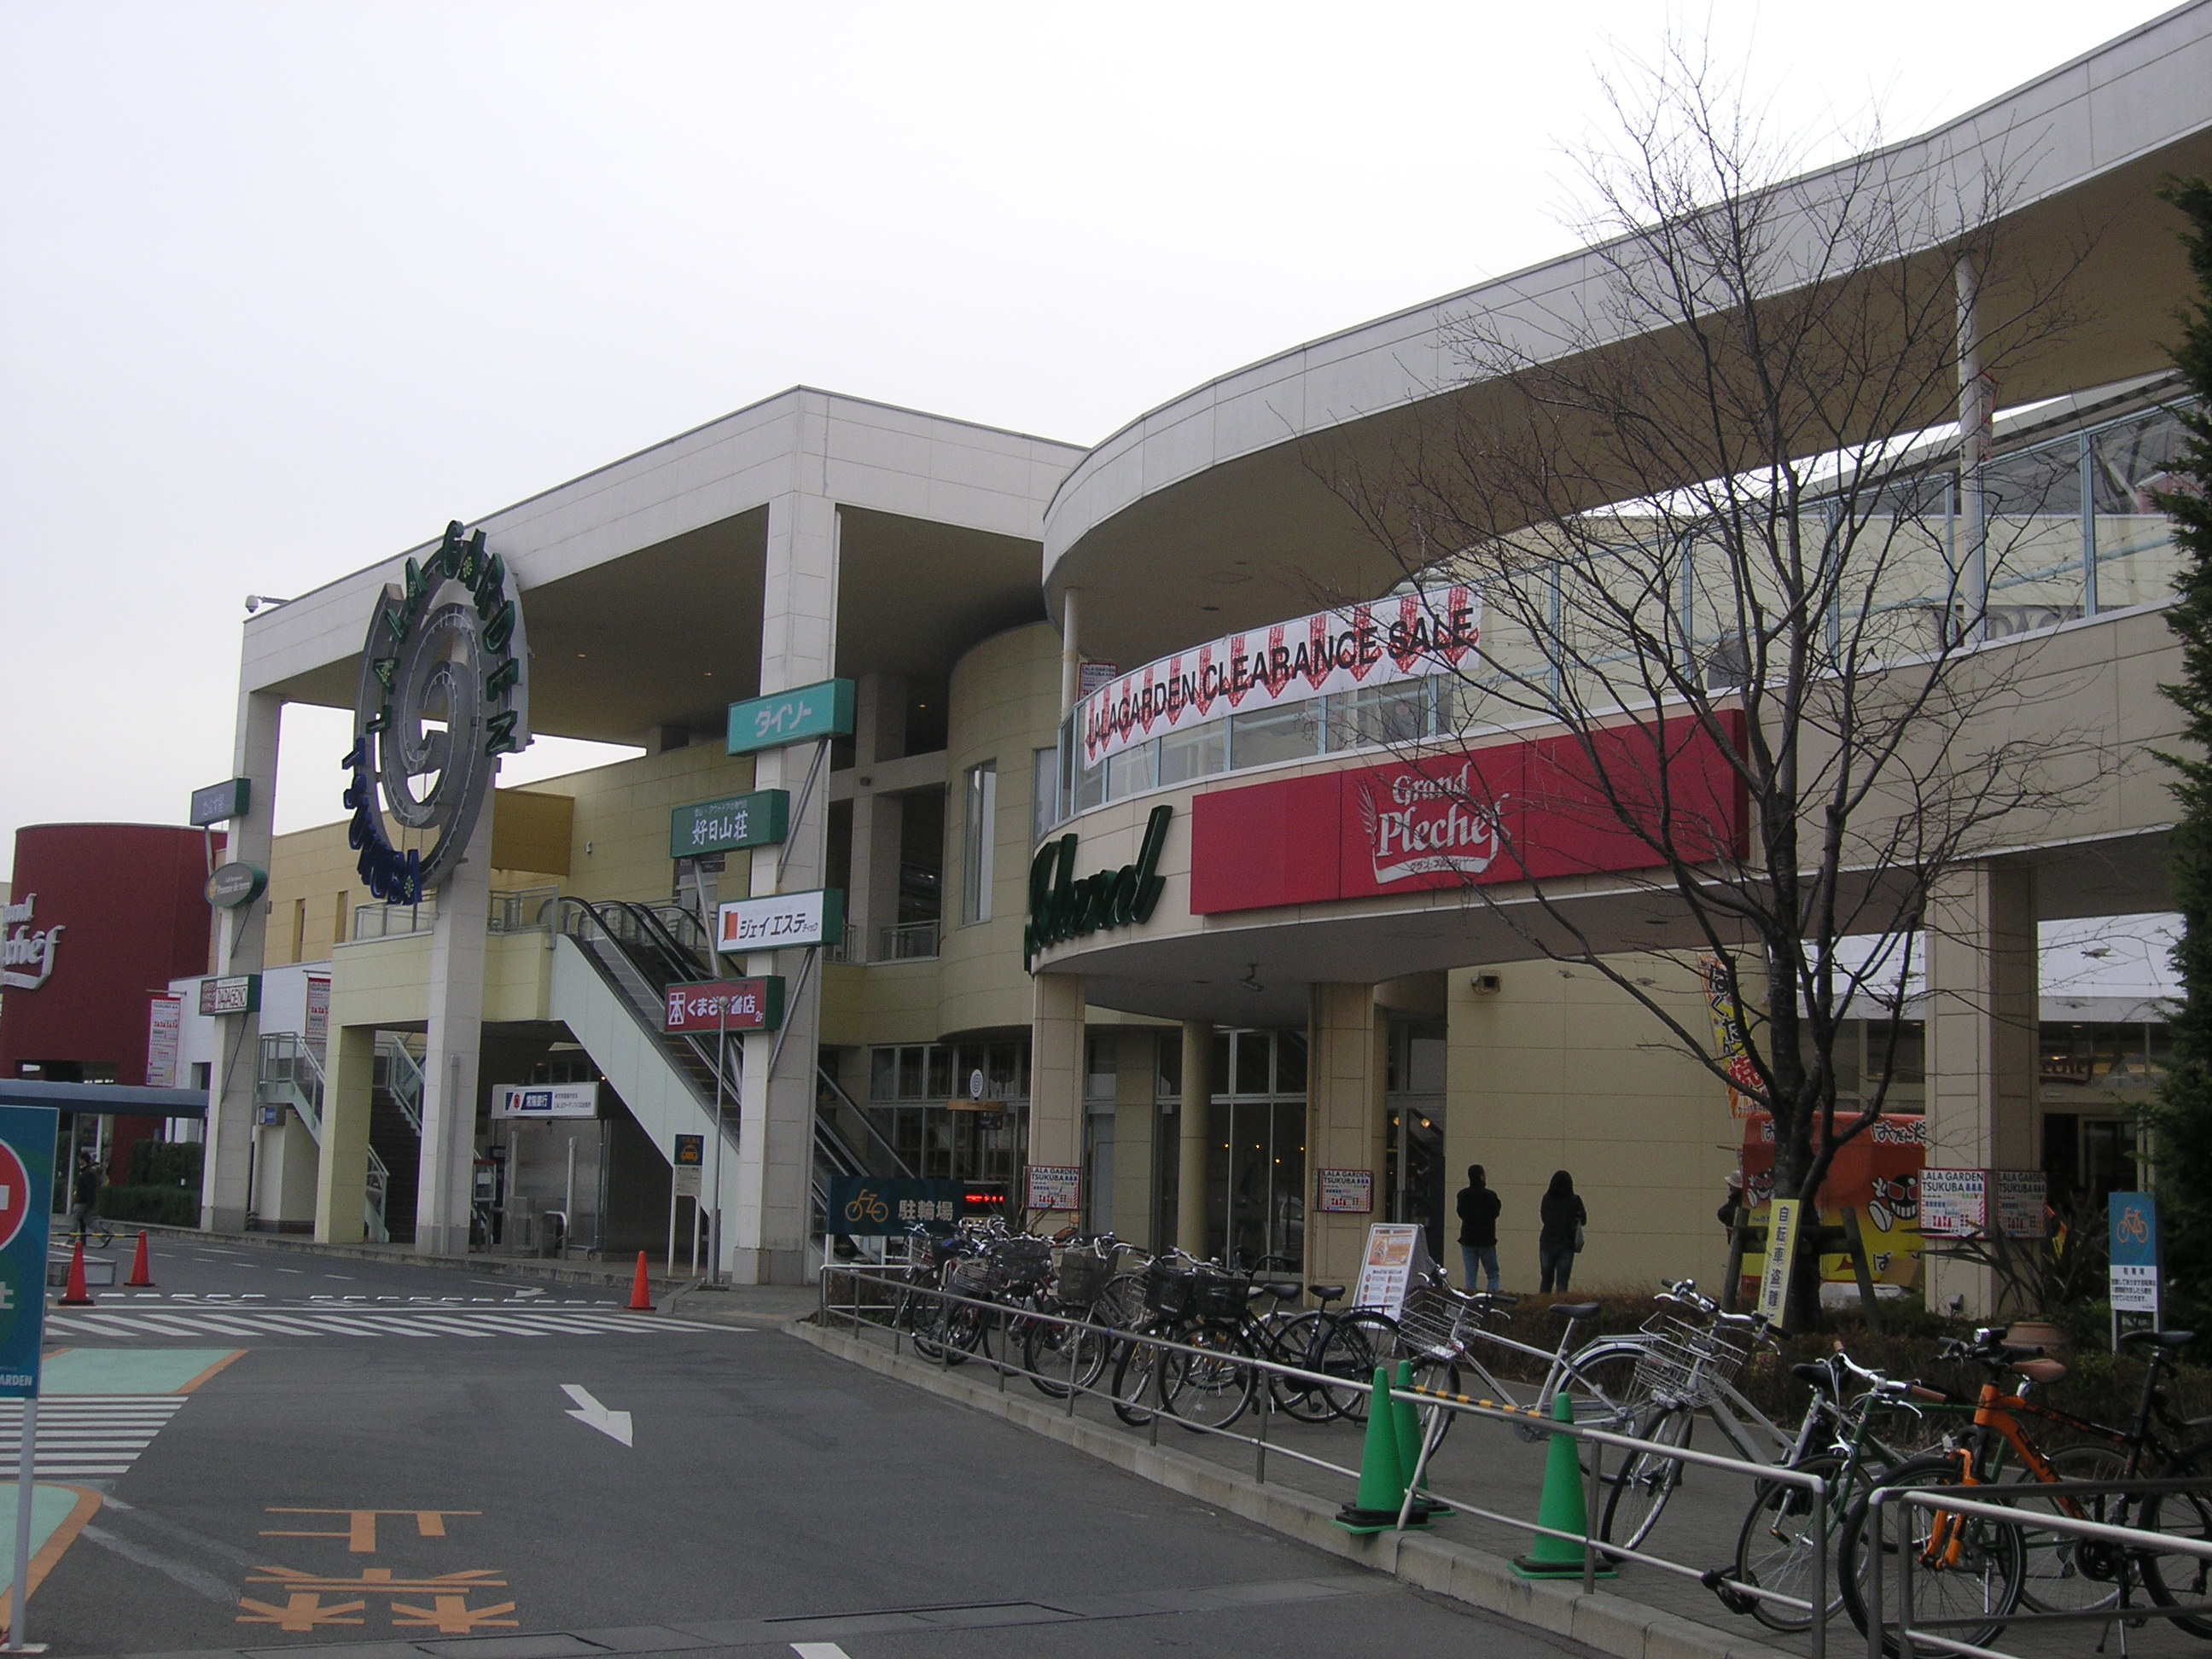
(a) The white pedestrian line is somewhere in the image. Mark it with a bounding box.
[790,1645,851,1659]
[45,1306,743,1339]
[561,1383,632,1447]
[0,1395,187,1479]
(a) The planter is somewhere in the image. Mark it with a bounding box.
[2005,1318,2067,1355]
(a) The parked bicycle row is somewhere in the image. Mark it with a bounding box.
[832,1216,2212,1656]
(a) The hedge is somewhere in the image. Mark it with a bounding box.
[97,1185,199,1227]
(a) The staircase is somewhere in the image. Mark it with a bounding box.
[254,1033,396,1242]
[369,1036,425,1243]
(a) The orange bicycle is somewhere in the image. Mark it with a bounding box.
[1837,1325,2212,1653]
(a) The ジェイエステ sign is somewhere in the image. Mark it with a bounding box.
[0,1108,56,1395]
[1079,589,1478,769]
[669,790,789,860]
[662,978,785,1033]
[716,889,843,953]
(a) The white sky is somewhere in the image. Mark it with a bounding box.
[0,0,2189,874]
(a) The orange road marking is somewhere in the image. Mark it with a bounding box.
[174,1350,249,1394]
[236,1592,366,1631]
[390,1594,519,1633]
[261,1507,482,1552]
[247,1565,508,1593]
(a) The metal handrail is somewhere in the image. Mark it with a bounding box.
[374,1033,425,1135]
[816,1065,914,1179]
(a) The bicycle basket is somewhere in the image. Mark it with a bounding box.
[1631,1315,1754,1405]
[1054,1249,1113,1307]
[1394,1284,1472,1359]
[945,1257,1001,1300]
[989,1237,1054,1289]
[1190,1272,1250,1321]
[1145,1260,1195,1318]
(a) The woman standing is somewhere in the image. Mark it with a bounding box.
[1538,1170,1586,1293]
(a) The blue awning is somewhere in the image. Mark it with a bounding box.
[0,1080,206,1118]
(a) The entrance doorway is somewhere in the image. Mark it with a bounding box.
[1385,1019,1447,1263]
[1204,1029,1307,1272]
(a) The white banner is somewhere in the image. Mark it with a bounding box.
[1079,587,1479,769]
[492,1083,599,1120]
[145,997,182,1089]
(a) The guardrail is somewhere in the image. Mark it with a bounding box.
[820,1263,1837,1651]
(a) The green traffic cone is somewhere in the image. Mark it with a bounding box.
[1511,1388,1614,1578]
[1333,1367,1410,1534]
[1392,1359,1450,1518]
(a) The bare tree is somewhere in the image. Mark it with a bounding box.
[1317,38,2091,1314]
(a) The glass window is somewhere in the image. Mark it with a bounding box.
[927,1046,954,1100]
[1105,741,1157,802]
[1276,1031,1307,1095]
[1236,1032,1272,1096]
[961,760,997,925]
[1228,700,1323,770]
[898,1046,925,1100]
[870,1047,898,1101]
[1156,1031,1181,1098]
[1328,680,1432,753]
[1161,720,1226,785]
[1033,747,1059,842]
[1074,752,1105,812]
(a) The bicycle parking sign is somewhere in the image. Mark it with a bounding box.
[2110,1191,2160,1323]
[827,1177,963,1236]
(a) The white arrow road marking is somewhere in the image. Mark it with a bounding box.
[561,1383,632,1447]
[790,1645,851,1658]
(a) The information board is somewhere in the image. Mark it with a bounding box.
[1353,1223,1432,1318]
[1995,1170,2048,1242]
[1755,1198,1803,1329]
[2110,1191,2160,1316]
[0,1107,56,1396]
[1024,1165,1081,1213]
[145,996,182,1089]
[1919,1168,1988,1237]
[1314,1168,1374,1214]
[491,1083,599,1120]
[198,974,261,1016]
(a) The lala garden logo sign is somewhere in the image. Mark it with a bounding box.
[0,895,61,992]
[1025,805,1171,969]
[343,521,531,905]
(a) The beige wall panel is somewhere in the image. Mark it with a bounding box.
[491,790,575,876]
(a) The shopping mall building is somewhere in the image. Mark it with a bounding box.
[162,8,2210,1307]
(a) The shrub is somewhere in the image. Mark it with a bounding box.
[98,1185,199,1227]
[125,1140,202,1190]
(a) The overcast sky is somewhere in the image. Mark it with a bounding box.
[0,1,2187,875]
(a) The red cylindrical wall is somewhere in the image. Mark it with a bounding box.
[1,824,215,1178]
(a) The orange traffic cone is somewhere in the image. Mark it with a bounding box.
[627,1251,654,1311]
[126,1231,155,1288]
[59,1238,95,1306]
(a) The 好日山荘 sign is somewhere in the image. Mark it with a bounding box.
[0,1107,56,1396]
[1314,1169,1374,1214]
[491,1083,599,1120]
[716,889,843,954]
[662,978,786,1034]
[726,679,855,756]
[669,789,789,860]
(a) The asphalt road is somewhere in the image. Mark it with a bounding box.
[23,1236,1598,1659]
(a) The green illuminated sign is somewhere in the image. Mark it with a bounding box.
[670,790,789,860]
[726,678,854,755]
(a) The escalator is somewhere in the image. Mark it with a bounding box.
[547,898,909,1248]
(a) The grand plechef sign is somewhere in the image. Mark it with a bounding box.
[1079,588,1478,770]
[1190,712,1746,912]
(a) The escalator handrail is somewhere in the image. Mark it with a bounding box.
[816,1065,915,1179]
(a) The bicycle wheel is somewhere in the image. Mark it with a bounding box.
[1837,1451,2025,1658]
[2139,1450,2212,1639]
[1112,1324,1166,1426]
[1600,1405,1693,1551]
[2012,1442,2131,1616]
[1561,1337,1649,1428]
[1313,1312,1396,1422]
[1401,1355,1461,1449]
[1264,1310,1335,1423]
[1732,1452,1842,1633]
[1162,1323,1256,1434]
[1094,1273,1150,1331]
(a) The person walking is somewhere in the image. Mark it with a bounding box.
[1455,1164,1501,1292]
[1538,1169,1586,1294]
[70,1152,102,1243]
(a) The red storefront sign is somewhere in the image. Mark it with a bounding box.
[1189,712,1746,914]
[662,977,785,1034]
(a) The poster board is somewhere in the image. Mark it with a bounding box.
[1353,1223,1431,1317]
[1919,1168,1988,1238]
[1314,1169,1374,1214]
[1755,1197,1802,1329]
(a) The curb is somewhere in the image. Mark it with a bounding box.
[792,1319,1783,1659]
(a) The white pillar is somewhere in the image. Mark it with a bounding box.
[414,796,493,1255]
[1957,252,1992,637]
[1029,972,1084,1218]
[1059,587,1081,715]
[731,484,840,1285]
[1176,1020,1212,1257]
[1923,861,2038,1318]
[201,688,280,1232]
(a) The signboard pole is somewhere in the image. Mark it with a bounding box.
[710,1001,726,1285]
[8,1398,32,1651]
[0,1105,56,1652]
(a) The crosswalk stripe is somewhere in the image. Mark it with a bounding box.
[44,1306,742,1339]
[0,1395,188,1481]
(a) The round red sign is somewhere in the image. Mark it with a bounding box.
[0,1142,32,1252]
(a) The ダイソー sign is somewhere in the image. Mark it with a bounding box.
[1314,1169,1374,1214]
[1025,805,1171,967]
[716,889,842,954]
[342,520,531,905]
[189,777,250,828]
[1190,713,1747,914]
[726,678,854,756]
[198,974,261,1016]
[491,1083,598,1120]
[662,978,785,1033]
[669,790,789,860]
[1079,588,1478,769]
[0,1107,56,1395]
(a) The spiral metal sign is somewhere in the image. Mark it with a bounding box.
[343,521,531,904]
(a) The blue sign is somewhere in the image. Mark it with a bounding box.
[0,1109,55,1398]
[2110,1190,2161,1317]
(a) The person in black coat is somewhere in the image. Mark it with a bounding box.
[1455,1165,1501,1292]
[1538,1169,1586,1293]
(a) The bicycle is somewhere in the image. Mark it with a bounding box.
[1835,1325,2212,1654]
[1020,1233,1147,1398]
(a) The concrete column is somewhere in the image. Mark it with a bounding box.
[414,797,494,1256]
[313,1024,375,1243]
[1059,587,1081,714]
[1924,861,2038,1318]
[1028,971,1085,1216]
[202,688,280,1231]
[1176,1020,1211,1257]
[1957,252,1992,635]
[847,672,908,959]
[1307,984,1388,1293]
[1111,1029,1156,1242]
[731,484,840,1285]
